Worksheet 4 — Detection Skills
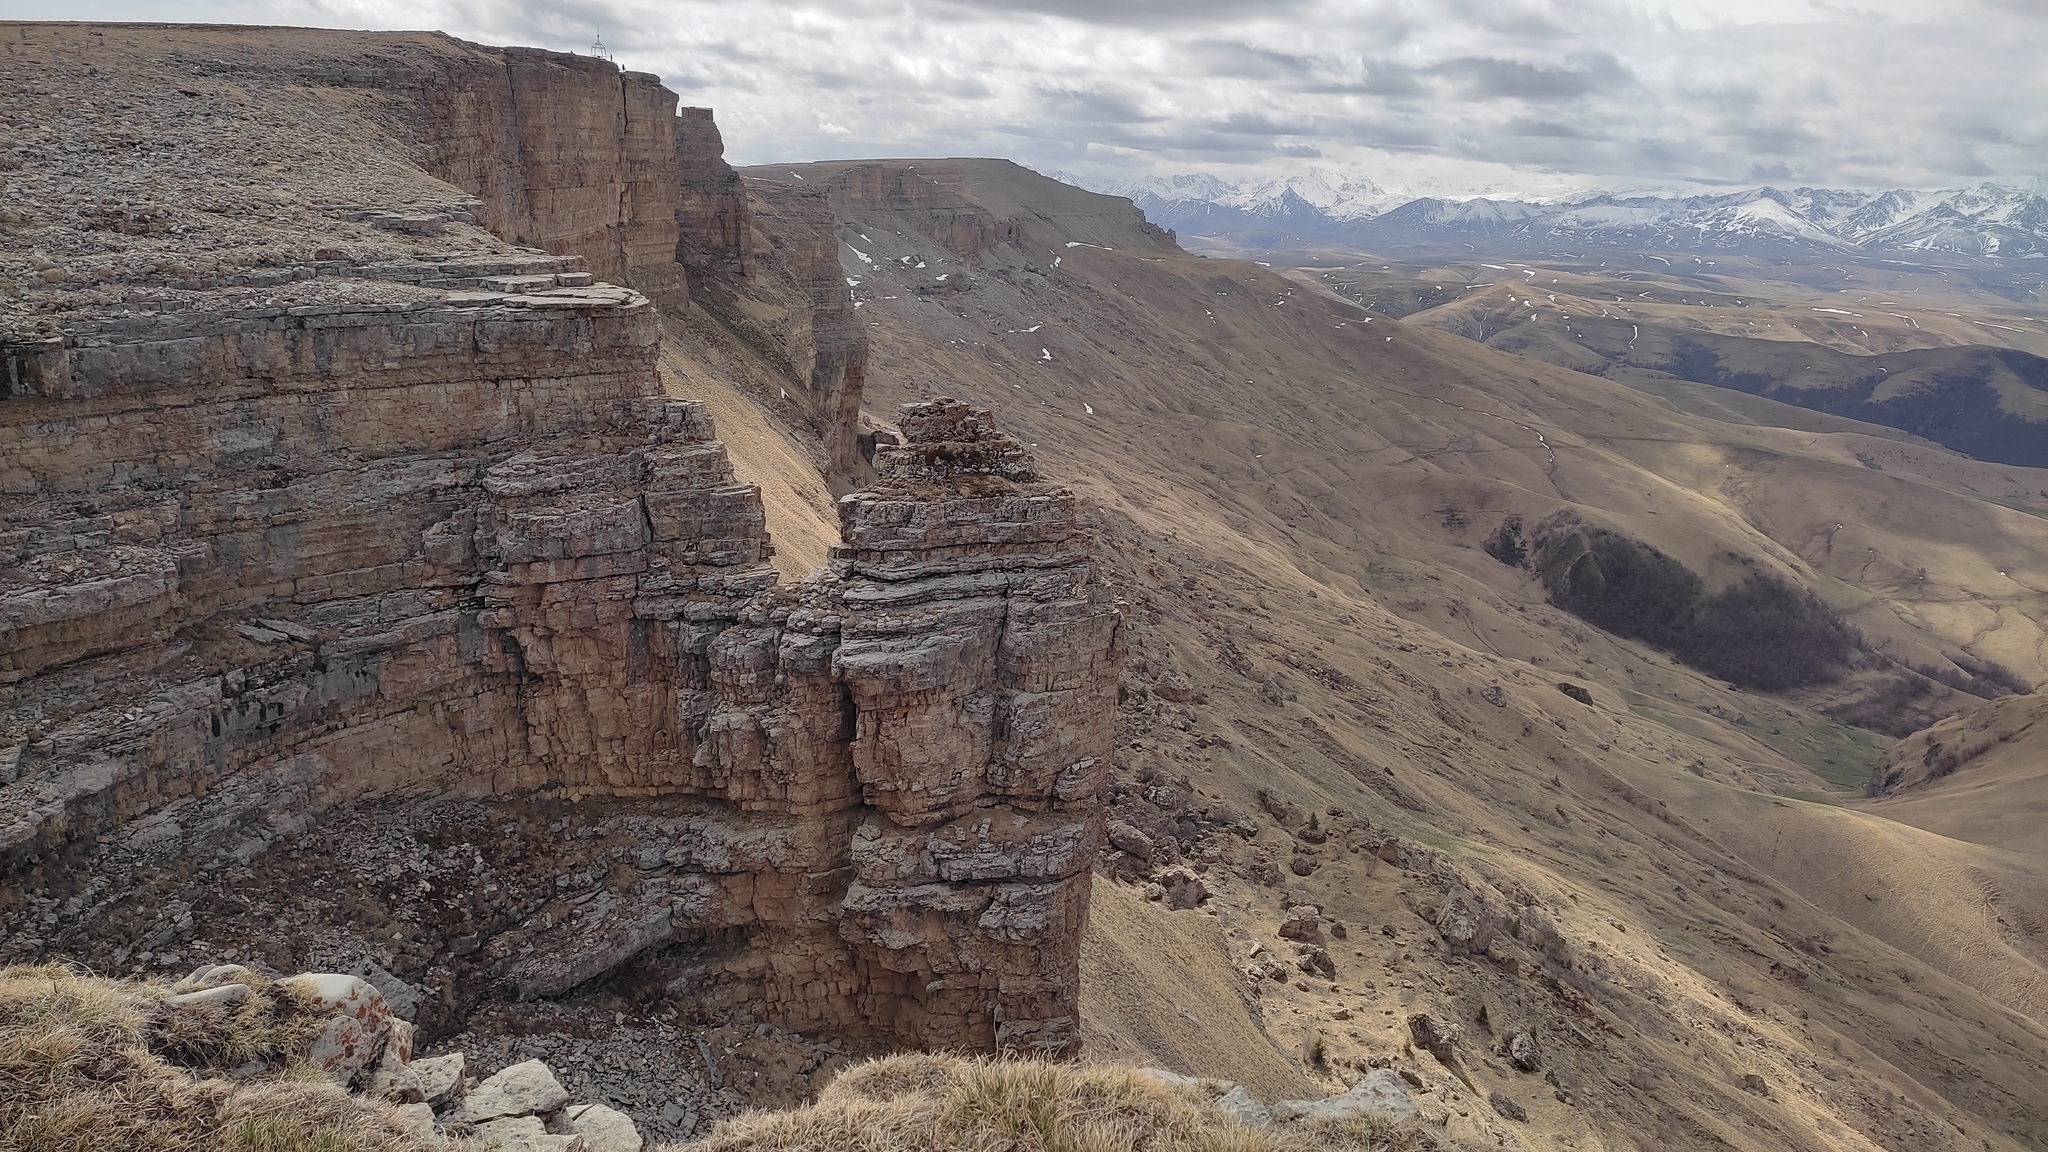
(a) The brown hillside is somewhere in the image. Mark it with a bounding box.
[730,159,2048,1152]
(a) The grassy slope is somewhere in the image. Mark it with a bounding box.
[706,160,2048,1152]
[0,965,442,1152]
[692,1053,1436,1152]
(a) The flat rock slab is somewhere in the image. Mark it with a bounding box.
[473,1115,586,1151]
[460,1059,571,1124]
[410,1051,466,1107]
[554,1102,644,1151]
[1272,1070,1420,1123]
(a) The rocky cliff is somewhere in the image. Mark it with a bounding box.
[674,111,868,487]
[0,21,1119,1066]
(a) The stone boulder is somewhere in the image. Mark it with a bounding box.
[457,1059,571,1125]
[1160,869,1208,910]
[1507,1030,1541,1072]
[473,1115,585,1151]
[278,973,394,1086]
[1107,822,1155,863]
[551,1103,644,1152]
[1407,1012,1460,1067]
[1277,905,1323,943]
[1435,889,1501,957]
[1271,1070,1421,1123]
[410,1052,468,1108]
[1295,944,1336,980]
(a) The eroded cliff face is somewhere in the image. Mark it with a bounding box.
[673,111,868,487]
[0,23,1118,1060]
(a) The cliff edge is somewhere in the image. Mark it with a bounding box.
[0,21,1120,1094]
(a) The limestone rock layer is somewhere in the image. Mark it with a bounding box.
[0,24,1119,1057]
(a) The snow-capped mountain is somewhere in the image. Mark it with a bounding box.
[1070,166,1400,222]
[1049,171,2048,258]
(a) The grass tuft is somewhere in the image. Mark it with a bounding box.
[0,964,451,1152]
[691,1052,1440,1152]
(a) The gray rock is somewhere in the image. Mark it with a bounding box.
[304,1018,367,1087]
[278,973,390,1023]
[350,960,422,1022]
[552,1103,644,1152]
[1277,906,1322,943]
[366,1047,424,1104]
[1107,822,1155,863]
[473,1115,586,1151]
[391,1101,437,1137]
[411,1052,467,1108]
[1508,1030,1541,1072]
[167,983,251,1009]
[1407,1012,1460,1066]
[1162,870,1208,910]
[1214,1084,1270,1127]
[1136,1067,1201,1090]
[459,1059,570,1123]
[1271,1070,1420,1123]
[1295,945,1335,979]
[1435,890,1500,957]
[1490,1090,1528,1121]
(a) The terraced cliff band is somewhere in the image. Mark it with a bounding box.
[0,23,1118,1059]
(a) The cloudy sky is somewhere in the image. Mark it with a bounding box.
[15,0,2048,195]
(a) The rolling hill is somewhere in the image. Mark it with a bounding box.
[723,157,2048,1152]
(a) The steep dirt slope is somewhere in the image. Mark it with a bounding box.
[739,160,2048,1152]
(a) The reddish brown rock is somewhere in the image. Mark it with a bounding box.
[0,27,1118,1061]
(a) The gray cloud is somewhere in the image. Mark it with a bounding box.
[13,0,2046,193]
[934,0,1316,25]
[1429,55,1629,101]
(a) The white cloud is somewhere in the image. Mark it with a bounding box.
[16,0,2047,192]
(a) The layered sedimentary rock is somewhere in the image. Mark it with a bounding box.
[0,23,1118,1057]
[674,109,750,288]
[409,51,693,314]
[676,117,868,487]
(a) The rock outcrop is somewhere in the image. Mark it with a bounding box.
[679,144,869,485]
[0,24,1119,1060]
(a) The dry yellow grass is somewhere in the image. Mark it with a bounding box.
[686,1053,1439,1152]
[0,964,449,1152]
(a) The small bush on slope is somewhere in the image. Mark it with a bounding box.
[688,1053,1439,1152]
[0,964,446,1152]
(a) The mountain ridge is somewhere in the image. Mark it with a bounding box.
[1053,171,2048,259]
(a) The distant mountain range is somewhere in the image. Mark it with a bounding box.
[1051,170,2048,259]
